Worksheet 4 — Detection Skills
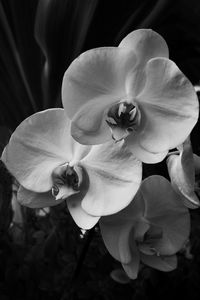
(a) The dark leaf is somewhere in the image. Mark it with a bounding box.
[35,0,98,107]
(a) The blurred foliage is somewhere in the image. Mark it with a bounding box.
[0,182,200,300]
[0,0,200,299]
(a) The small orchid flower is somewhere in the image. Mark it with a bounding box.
[62,29,199,164]
[100,176,190,279]
[1,108,142,229]
[167,137,200,209]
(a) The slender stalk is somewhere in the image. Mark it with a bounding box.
[60,226,96,300]
[72,226,95,282]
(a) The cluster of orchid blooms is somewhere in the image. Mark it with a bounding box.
[1,29,200,279]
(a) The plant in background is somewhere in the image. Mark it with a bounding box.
[0,0,98,129]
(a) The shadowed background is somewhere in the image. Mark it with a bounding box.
[0,1,200,299]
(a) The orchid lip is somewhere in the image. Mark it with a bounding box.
[136,223,163,257]
[51,163,80,199]
[52,185,59,197]
[106,101,140,142]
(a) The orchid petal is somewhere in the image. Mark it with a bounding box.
[62,47,140,145]
[138,224,163,256]
[100,219,133,264]
[119,29,169,64]
[99,179,145,262]
[67,194,100,230]
[17,185,64,208]
[100,191,144,264]
[194,154,200,174]
[125,135,168,163]
[133,220,150,242]
[66,172,100,229]
[100,175,188,277]
[128,58,198,154]
[110,269,131,284]
[140,253,177,272]
[122,240,140,279]
[167,138,200,208]
[70,97,112,145]
[62,47,137,119]
[80,140,142,216]
[121,29,168,99]
[141,176,190,255]
[2,109,90,192]
[101,176,189,257]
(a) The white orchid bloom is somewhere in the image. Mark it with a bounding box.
[2,108,142,229]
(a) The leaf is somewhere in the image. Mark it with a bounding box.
[35,0,98,107]
[0,1,39,128]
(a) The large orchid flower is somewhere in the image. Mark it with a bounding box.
[1,108,142,229]
[100,176,190,279]
[167,137,200,209]
[62,29,199,163]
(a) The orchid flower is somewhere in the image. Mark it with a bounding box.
[167,137,200,209]
[1,108,142,229]
[61,29,199,164]
[100,176,190,279]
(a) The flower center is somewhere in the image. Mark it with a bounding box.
[106,101,140,142]
[51,163,79,200]
[136,224,163,256]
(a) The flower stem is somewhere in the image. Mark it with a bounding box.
[60,226,96,300]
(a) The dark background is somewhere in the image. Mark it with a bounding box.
[0,1,200,299]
